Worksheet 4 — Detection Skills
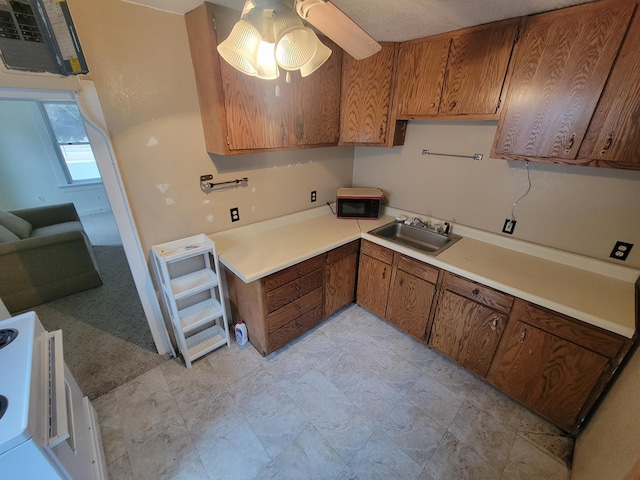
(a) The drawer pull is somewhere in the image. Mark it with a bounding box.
[565,135,575,151]
[295,322,302,329]
[295,286,301,291]
[491,316,498,331]
[471,289,479,297]
[296,268,301,274]
[399,277,404,286]
[382,267,387,280]
[518,328,527,344]
[602,134,613,152]
[450,100,457,109]
[296,304,302,311]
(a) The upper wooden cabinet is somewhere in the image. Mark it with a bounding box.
[492,0,635,162]
[394,18,521,120]
[339,43,407,147]
[185,2,341,155]
[578,2,640,170]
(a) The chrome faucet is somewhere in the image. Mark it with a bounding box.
[410,217,429,229]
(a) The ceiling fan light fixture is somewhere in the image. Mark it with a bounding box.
[273,9,317,70]
[255,40,279,79]
[216,18,262,76]
[300,37,331,77]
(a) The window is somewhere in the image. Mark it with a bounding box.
[40,101,101,184]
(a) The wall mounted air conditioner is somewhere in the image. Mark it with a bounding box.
[0,0,88,75]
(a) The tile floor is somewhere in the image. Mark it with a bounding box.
[95,305,574,480]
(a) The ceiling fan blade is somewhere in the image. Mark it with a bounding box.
[296,0,381,60]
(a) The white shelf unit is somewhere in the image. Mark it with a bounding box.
[152,234,230,368]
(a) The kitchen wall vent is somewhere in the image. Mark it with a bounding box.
[0,0,88,75]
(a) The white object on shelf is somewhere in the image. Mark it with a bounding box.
[152,234,231,368]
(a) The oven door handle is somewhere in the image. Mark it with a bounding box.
[48,330,70,448]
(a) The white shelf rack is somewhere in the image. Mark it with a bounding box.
[152,234,230,368]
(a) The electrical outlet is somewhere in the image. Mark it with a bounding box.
[502,219,516,235]
[230,207,240,222]
[610,241,633,261]
[311,190,317,202]
[37,195,45,203]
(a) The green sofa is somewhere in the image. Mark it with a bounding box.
[0,203,102,312]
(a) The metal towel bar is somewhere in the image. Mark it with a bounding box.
[421,149,483,161]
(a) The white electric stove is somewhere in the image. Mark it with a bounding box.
[0,312,108,479]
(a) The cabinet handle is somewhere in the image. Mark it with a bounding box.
[295,286,301,291]
[602,135,613,152]
[382,267,387,280]
[430,102,436,109]
[450,101,457,109]
[518,328,527,344]
[491,316,499,331]
[296,304,302,310]
[295,322,302,329]
[296,268,301,274]
[471,289,479,297]
[565,135,575,151]
[399,276,404,286]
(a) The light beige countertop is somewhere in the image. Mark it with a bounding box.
[210,206,639,339]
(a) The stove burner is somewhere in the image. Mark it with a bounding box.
[0,328,18,350]
[0,395,7,421]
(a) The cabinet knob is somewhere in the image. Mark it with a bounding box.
[602,134,614,152]
[296,322,302,329]
[450,101,457,109]
[491,316,499,331]
[296,268,301,274]
[296,304,302,310]
[565,134,575,151]
[518,328,527,343]
[430,102,436,109]
[295,286,301,291]
[471,289,479,296]
[382,267,387,280]
[399,277,404,286]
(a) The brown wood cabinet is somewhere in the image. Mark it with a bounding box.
[225,254,325,356]
[386,255,439,341]
[356,240,393,319]
[429,273,513,377]
[324,240,359,317]
[487,299,630,433]
[492,0,635,162]
[394,18,520,120]
[339,43,407,147]
[185,3,341,155]
[578,1,640,170]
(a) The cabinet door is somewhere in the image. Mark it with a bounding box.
[356,254,391,319]
[439,19,519,116]
[324,252,358,317]
[493,0,634,159]
[294,37,342,146]
[487,320,608,431]
[386,270,435,340]
[578,6,640,170]
[395,37,450,117]
[340,43,397,145]
[429,290,506,377]
[216,12,290,151]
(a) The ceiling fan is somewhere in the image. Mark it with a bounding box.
[217,0,381,80]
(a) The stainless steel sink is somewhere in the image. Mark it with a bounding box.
[368,221,462,256]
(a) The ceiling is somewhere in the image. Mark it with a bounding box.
[122,0,596,42]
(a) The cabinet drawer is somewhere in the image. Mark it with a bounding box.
[397,255,439,284]
[265,255,324,291]
[361,239,394,264]
[443,272,514,314]
[268,288,323,333]
[269,304,324,352]
[266,269,323,312]
[326,240,360,264]
[517,301,625,358]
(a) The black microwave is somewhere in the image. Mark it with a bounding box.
[336,187,383,219]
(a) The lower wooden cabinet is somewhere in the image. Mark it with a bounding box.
[487,299,629,433]
[429,273,513,377]
[356,241,394,319]
[324,240,359,317]
[225,242,360,356]
[386,255,439,340]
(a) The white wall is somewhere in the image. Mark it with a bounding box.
[0,99,111,215]
[354,121,640,269]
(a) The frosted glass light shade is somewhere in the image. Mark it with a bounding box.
[300,37,332,77]
[273,10,317,70]
[216,19,262,76]
[256,40,279,79]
